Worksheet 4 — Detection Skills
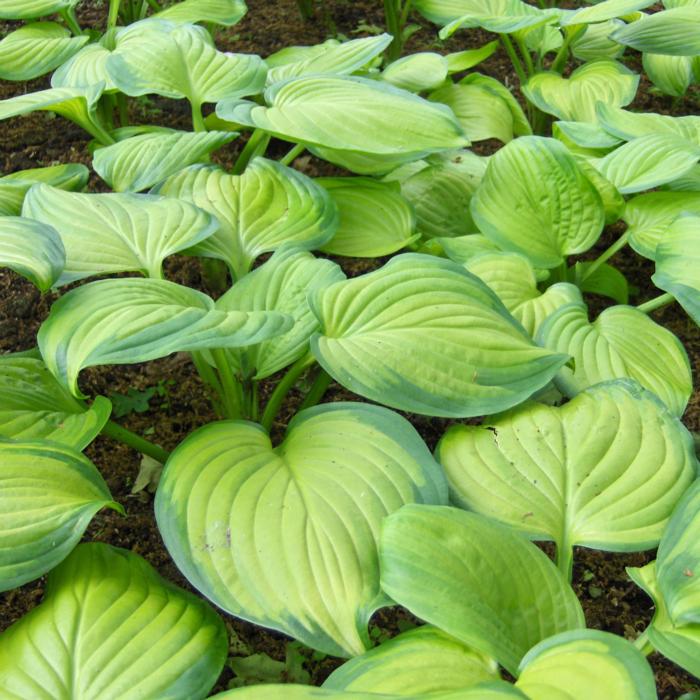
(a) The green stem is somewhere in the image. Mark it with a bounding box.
[556,542,574,583]
[250,380,260,422]
[633,629,653,656]
[299,369,332,411]
[191,351,226,416]
[232,129,271,175]
[261,353,315,432]
[399,0,413,28]
[577,231,630,285]
[212,349,243,419]
[636,292,675,314]
[101,420,170,463]
[145,0,161,11]
[280,143,306,167]
[551,25,586,74]
[108,0,121,28]
[61,7,83,35]
[191,101,206,132]
[501,35,527,85]
[117,93,129,127]
[296,0,315,19]
[85,116,116,146]
[515,35,534,76]
[553,368,580,399]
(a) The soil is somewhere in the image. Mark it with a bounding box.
[1,1,699,697]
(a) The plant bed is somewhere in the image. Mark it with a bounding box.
[1,0,699,698]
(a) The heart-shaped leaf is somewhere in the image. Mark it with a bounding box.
[215,247,345,379]
[623,191,700,259]
[522,60,639,122]
[0,0,78,19]
[0,543,227,700]
[0,216,65,291]
[310,254,568,417]
[318,178,418,257]
[652,214,700,324]
[471,136,605,268]
[155,403,448,657]
[437,380,696,576]
[0,22,88,81]
[0,441,120,592]
[0,357,110,448]
[38,277,292,396]
[380,505,585,676]
[51,42,116,90]
[612,6,700,55]
[23,184,217,284]
[323,626,499,694]
[465,252,582,336]
[644,53,694,97]
[154,159,337,279]
[381,52,449,92]
[516,630,657,699]
[154,0,247,26]
[93,130,237,192]
[217,75,468,156]
[537,301,692,416]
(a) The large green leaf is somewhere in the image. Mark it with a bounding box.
[522,60,639,123]
[380,505,585,676]
[437,381,696,572]
[537,301,692,416]
[266,35,392,84]
[561,0,655,25]
[154,159,337,279]
[612,7,700,55]
[318,178,418,257]
[0,216,65,291]
[310,254,568,417]
[435,0,560,35]
[217,76,468,156]
[653,214,700,325]
[0,543,227,700]
[643,53,694,97]
[323,626,499,694]
[597,103,700,144]
[515,630,657,700]
[623,191,700,259]
[591,133,700,194]
[465,252,582,336]
[107,20,265,108]
[23,184,217,284]
[155,403,448,657]
[215,247,345,379]
[0,22,88,81]
[0,357,110,449]
[38,277,292,396]
[553,120,623,154]
[381,52,449,93]
[0,441,120,592]
[571,20,626,61]
[93,130,237,192]
[51,42,116,90]
[154,0,247,25]
[471,136,605,268]
[0,0,78,19]
[439,234,501,262]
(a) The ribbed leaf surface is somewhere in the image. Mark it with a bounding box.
[154,0,247,26]
[644,53,694,97]
[612,7,700,55]
[51,42,115,89]
[0,0,77,19]
[435,0,559,34]
[561,0,655,25]
[381,52,449,92]
[597,104,700,144]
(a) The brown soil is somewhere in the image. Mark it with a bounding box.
[1,1,699,697]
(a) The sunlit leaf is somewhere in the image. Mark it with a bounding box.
[154,0,247,26]
[612,6,700,55]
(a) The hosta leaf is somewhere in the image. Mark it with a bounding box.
[23,184,217,284]
[310,254,568,417]
[553,121,623,153]
[653,214,700,324]
[445,41,500,72]
[666,164,700,191]
[471,136,605,268]
[575,261,629,304]
[561,0,655,25]
[611,6,700,55]
[571,20,626,61]
[597,103,700,144]
[217,75,468,156]
[215,248,345,379]
[592,134,700,194]
[38,277,292,396]
[0,0,78,19]
[108,21,266,108]
[0,543,227,700]
[437,381,696,569]
[439,234,501,262]
[155,403,448,657]
[380,505,585,676]
[575,156,626,224]
[0,216,64,291]
[381,52,449,92]
[623,191,700,259]
[51,42,115,90]
[0,357,110,449]
[398,150,487,239]
[522,60,639,122]
[323,626,499,694]
[466,252,582,336]
[318,178,418,257]
[154,0,247,26]
[537,301,692,416]
[515,630,657,700]
[93,130,237,192]
[266,35,392,84]
[0,441,120,592]
[0,23,88,81]
[521,23,563,56]
[154,159,337,279]
[643,53,694,97]
[437,0,559,35]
